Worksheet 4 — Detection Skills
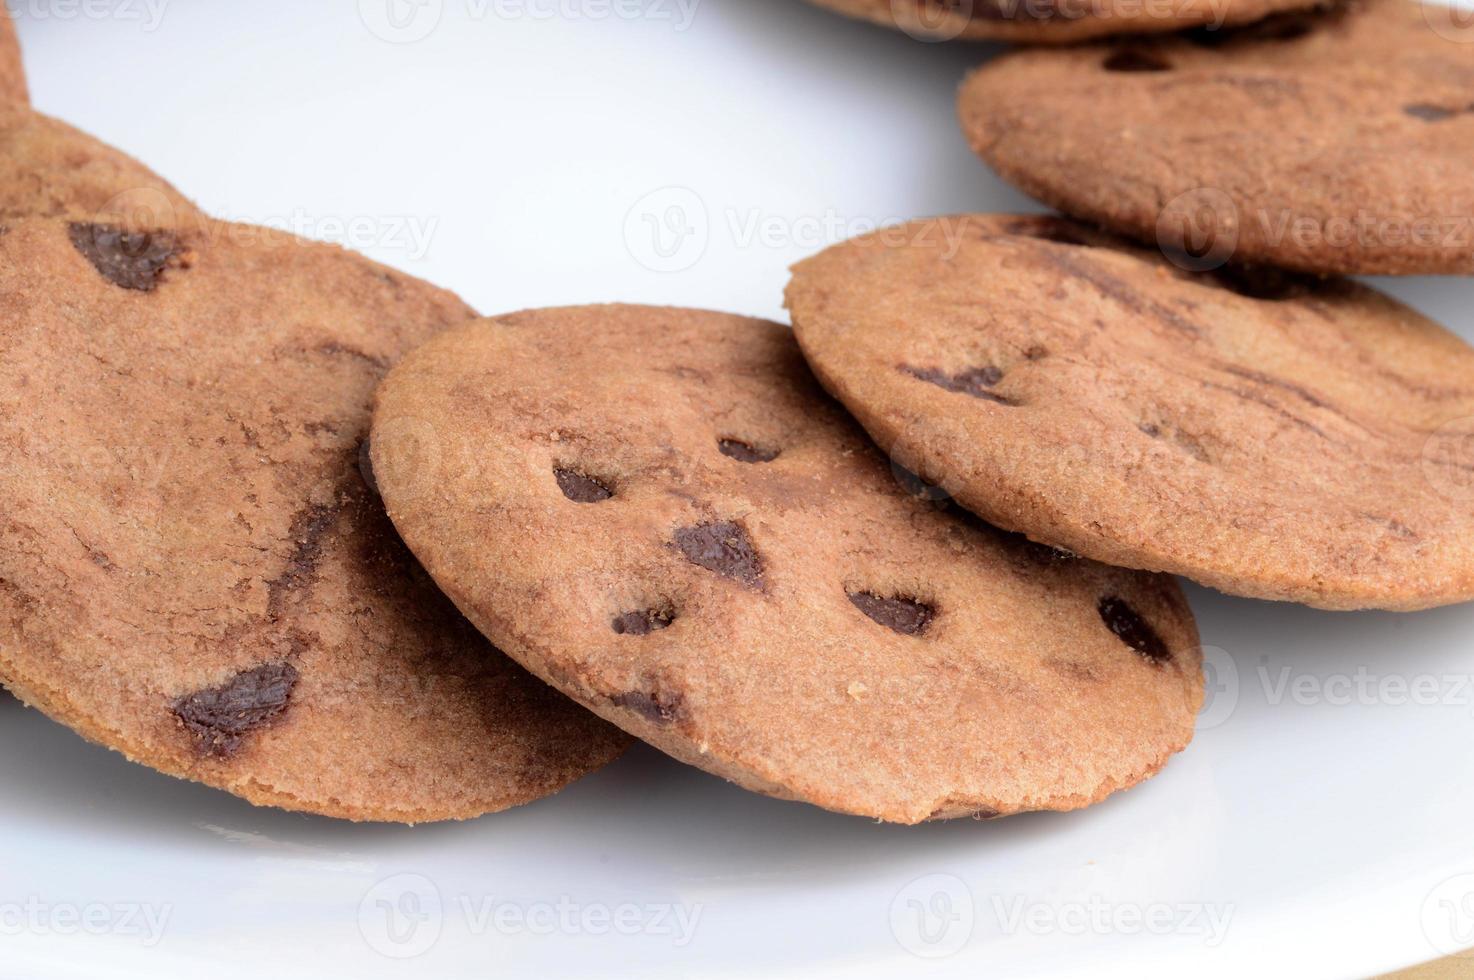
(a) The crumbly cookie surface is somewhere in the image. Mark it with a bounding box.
[786,214,1474,610]
[806,0,1321,43]
[0,220,628,822]
[371,305,1203,824]
[0,5,25,104]
[959,0,1474,274]
[0,104,203,224]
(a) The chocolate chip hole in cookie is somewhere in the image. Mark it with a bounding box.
[1101,49,1172,72]
[718,438,780,463]
[171,662,300,758]
[554,467,614,503]
[672,520,764,588]
[901,364,1018,406]
[67,222,187,292]
[1097,596,1172,665]
[848,591,935,636]
[612,606,676,636]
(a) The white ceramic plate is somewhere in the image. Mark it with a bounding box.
[6,2,1474,976]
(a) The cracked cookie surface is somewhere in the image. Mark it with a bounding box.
[958,0,1474,275]
[370,305,1203,824]
[786,214,1474,610]
[0,220,628,822]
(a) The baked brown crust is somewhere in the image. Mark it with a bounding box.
[0,104,202,224]
[0,220,628,822]
[371,305,1203,824]
[958,0,1474,274]
[806,0,1322,43]
[787,214,1474,610]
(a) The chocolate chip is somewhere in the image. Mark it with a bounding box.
[848,592,935,636]
[612,608,674,635]
[1102,49,1171,72]
[555,467,613,503]
[673,521,763,587]
[611,689,683,726]
[718,438,779,464]
[67,223,184,292]
[1097,597,1172,665]
[172,662,299,757]
[901,365,1015,405]
[1404,103,1460,122]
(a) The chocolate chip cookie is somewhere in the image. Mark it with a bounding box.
[787,214,1474,610]
[0,220,628,822]
[370,305,1203,824]
[0,104,202,224]
[958,0,1474,275]
[805,0,1321,43]
[1,4,25,103]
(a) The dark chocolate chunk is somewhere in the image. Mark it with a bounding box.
[1097,596,1172,665]
[1404,103,1459,122]
[901,365,1015,405]
[673,521,763,587]
[172,662,300,757]
[718,439,780,464]
[611,689,684,725]
[555,467,613,503]
[67,223,184,292]
[612,608,674,635]
[848,592,935,636]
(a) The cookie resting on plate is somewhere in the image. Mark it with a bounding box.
[958,0,1474,275]
[370,304,1204,824]
[786,213,1474,610]
[0,220,629,822]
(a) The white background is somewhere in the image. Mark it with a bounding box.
[5,1,1474,976]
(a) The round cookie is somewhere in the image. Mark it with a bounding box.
[958,0,1474,275]
[804,0,1322,43]
[786,213,1474,611]
[0,220,628,822]
[370,305,1203,824]
[0,104,203,224]
[1,4,26,104]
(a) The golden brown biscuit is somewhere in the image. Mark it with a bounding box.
[370,305,1203,824]
[805,0,1323,43]
[787,214,1474,611]
[0,103,202,223]
[1,4,25,104]
[958,0,1474,275]
[0,220,628,822]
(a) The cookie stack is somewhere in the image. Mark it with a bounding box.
[1,0,1470,826]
